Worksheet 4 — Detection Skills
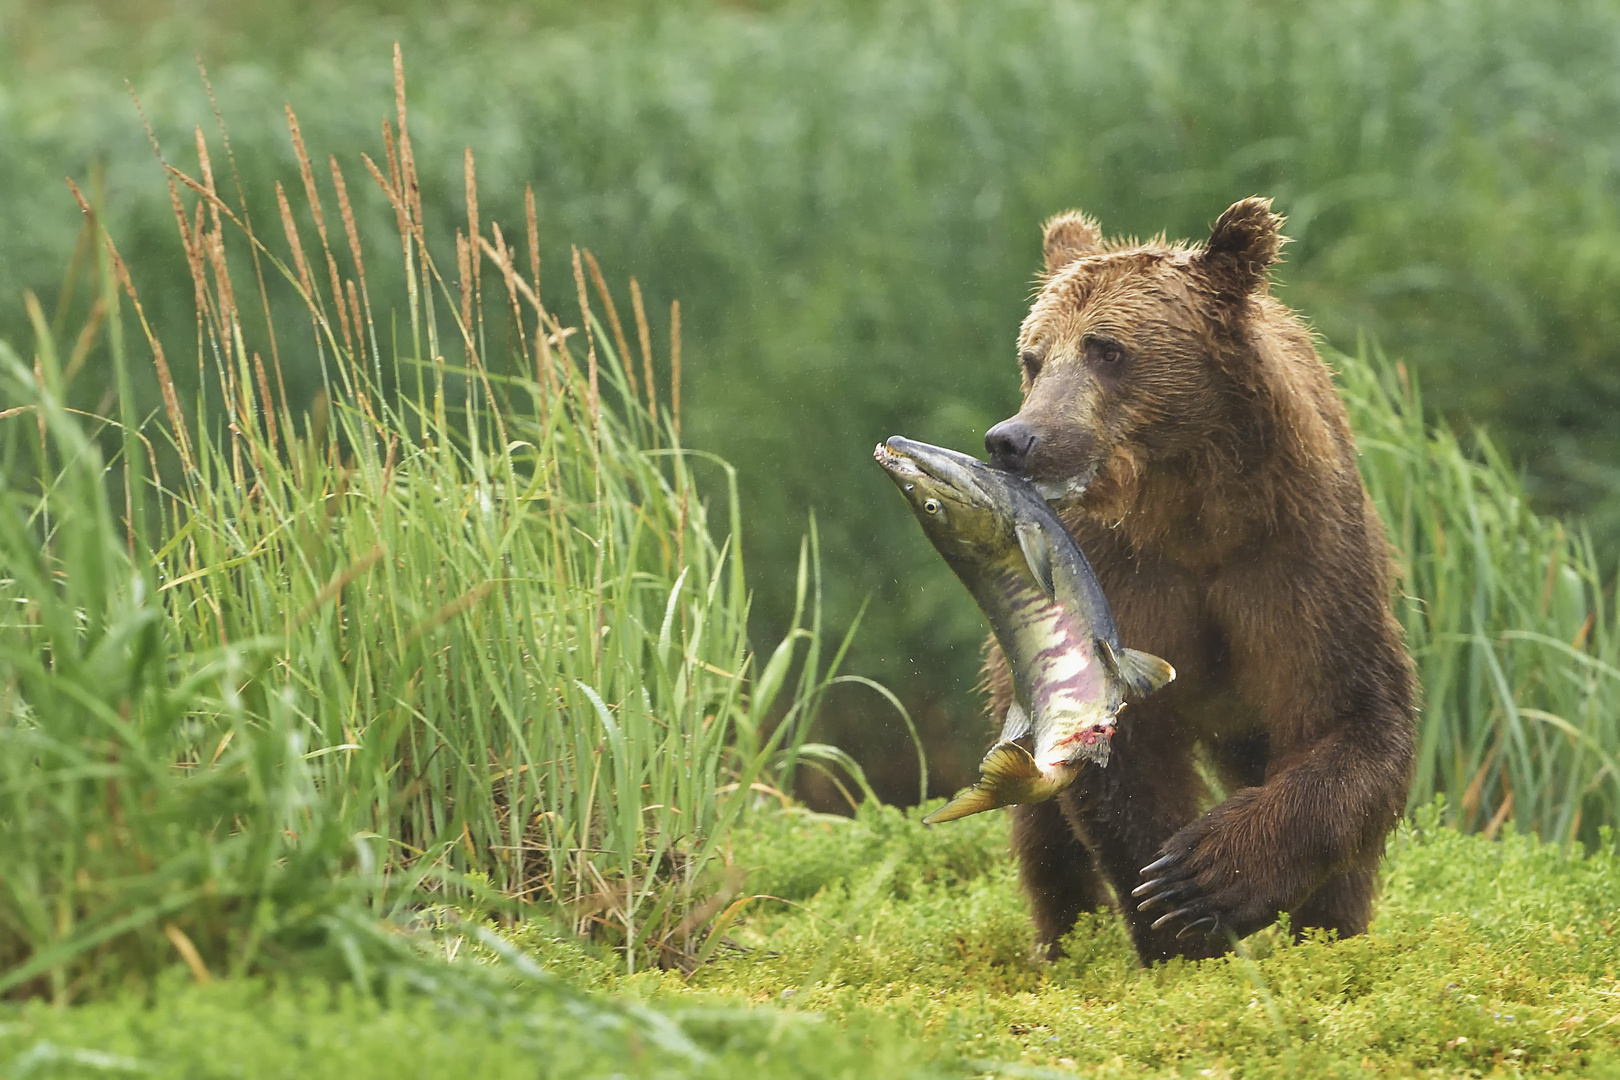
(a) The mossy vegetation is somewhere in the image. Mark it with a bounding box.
[13,806,1620,1077]
[542,803,1620,1077]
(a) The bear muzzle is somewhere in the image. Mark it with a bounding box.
[984,417,1038,472]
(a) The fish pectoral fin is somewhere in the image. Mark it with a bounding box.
[1119,647,1176,696]
[999,699,1033,743]
[1015,521,1057,600]
[1098,638,1177,698]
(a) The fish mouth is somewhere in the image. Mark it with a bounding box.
[872,439,922,478]
[874,436,992,498]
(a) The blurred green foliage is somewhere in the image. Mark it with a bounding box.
[6,0,1620,801]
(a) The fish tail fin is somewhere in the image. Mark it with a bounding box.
[1117,647,1176,698]
[980,740,1041,783]
[923,741,1039,825]
[922,787,1001,825]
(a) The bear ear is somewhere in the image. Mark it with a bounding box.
[1042,211,1103,274]
[1196,197,1287,296]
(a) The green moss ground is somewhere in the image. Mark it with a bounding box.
[10,804,1620,1077]
[530,802,1620,1077]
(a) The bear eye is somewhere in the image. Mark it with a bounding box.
[923,498,941,514]
[1086,336,1125,366]
[1019,350,1043,379]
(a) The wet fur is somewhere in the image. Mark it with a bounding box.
[986,198,1416,964]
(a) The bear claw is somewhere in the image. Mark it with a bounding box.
[1139,853,1178,876]
[1149,904,1202,931]
[1134,846,1219,936]
[1133,882,1195,913]
[1131,876,1168,898]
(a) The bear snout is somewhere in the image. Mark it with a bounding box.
[985,418,1038,472]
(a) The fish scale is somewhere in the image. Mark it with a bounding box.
[873,436,1176,823]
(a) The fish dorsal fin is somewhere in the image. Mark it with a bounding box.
[1098,638,1177,699]
[1015,521,1056,600]
[999,699,1032,743]
[922,742,1040,825]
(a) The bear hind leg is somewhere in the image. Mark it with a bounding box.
[1009,800,1112,960]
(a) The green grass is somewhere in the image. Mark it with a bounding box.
[1342,353,1620,842]
[0,59,854,998]
[8,0,1620,799]
[0,970,955,1079]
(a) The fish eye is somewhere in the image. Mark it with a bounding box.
[923,498,941,514]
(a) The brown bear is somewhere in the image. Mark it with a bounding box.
[981,197,1415,964]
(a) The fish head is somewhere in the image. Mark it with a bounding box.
[873,436,1016,559]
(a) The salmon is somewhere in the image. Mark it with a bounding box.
[873,436,1174,824]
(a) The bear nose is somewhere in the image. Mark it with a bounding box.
[985,419,1038,473]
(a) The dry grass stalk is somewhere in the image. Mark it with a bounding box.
[62,295,106,385]
[274,183,315,304]
[630,278,655,420]
[670,299,682,444]
[193,127,220,236]
[583,249,637,402]
[376,129,408,255]
[571,246,600,437]
[189,129,234,360]
[328,158,375,373]
[65,179,195,474]
[198,65,286,389]
[524,186,541,300]
[188,202,210,387]
[287,108,357,363]
[393,46,424,232]
[488,222,529,371]
[168,179,209,325]
[478,233,559,405]
[252,352,279,458]
[457,231,474,342]
[464,148,482,333]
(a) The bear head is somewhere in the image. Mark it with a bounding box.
[985,197,1294,532]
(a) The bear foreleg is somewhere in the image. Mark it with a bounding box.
[1131,727,1407,942]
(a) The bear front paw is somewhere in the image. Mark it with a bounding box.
[1130,811,1275,942]
[1130,849,1226,941]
